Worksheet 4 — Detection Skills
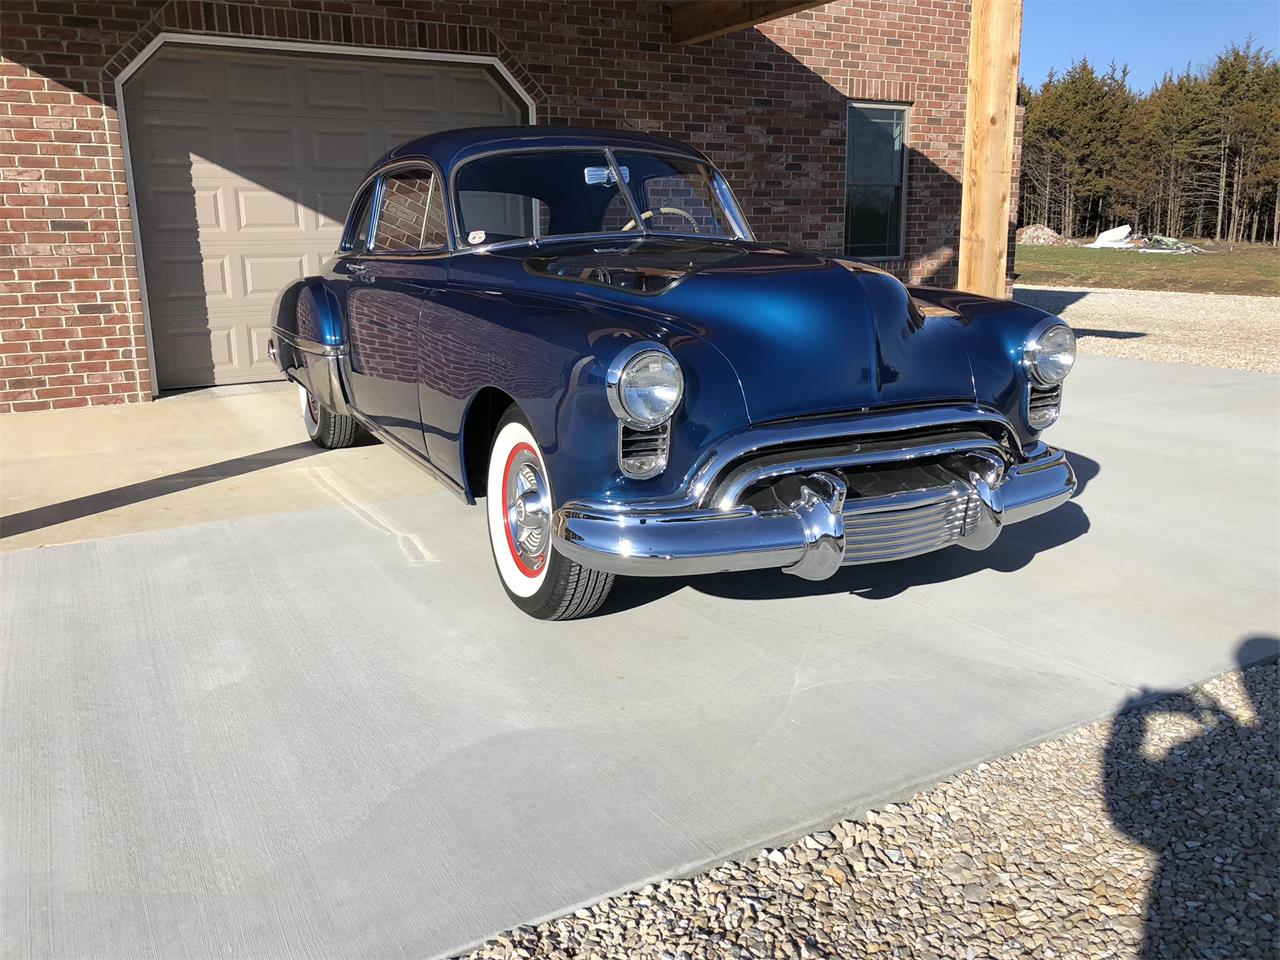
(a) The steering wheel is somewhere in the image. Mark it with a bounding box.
[621,206,699,232]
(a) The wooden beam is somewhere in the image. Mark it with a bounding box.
[957,0,1023,297]
[670,1,827,46]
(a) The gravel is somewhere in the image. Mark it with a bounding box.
[1013,285,1280,374]
[458,662,1278,960]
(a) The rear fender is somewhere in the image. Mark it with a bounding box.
[270,279,351,414]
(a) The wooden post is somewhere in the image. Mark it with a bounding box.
[957,0,1023,297]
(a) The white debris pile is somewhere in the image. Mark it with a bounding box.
[1084,224,1133,248]
[1082,224,1204,254]
[1016,224,1077,246]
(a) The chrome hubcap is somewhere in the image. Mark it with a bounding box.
[304,390,320,424]
[505,452,550,572]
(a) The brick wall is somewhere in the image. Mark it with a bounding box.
[0,0,975,412]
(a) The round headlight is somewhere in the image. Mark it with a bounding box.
[608,345,683,427]
[1028,323,1076,384]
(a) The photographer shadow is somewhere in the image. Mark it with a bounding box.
[1103,636,1280,958]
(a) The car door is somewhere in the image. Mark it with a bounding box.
[343,165,449,456]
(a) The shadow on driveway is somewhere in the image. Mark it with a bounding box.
[1074,328,1148,341]
[1012,287,1093,314]
[1,441,328,539]
[1012,288,1148,341]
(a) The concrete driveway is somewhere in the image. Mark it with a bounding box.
[2,356,1277,959]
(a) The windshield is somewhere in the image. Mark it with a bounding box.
[452,147,750,247]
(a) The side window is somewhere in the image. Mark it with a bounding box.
[344,188,375,253]
[456,190,535,244]
[844,102,908,258]
[371,169,447,253]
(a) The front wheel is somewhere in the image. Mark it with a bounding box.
[486,410,614,620]
[299,384,359,449]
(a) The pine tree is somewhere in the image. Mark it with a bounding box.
[1018,41,1279,244]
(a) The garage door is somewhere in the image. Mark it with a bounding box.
[124,47,523,389]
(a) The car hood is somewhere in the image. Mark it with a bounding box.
[522,238,977,422]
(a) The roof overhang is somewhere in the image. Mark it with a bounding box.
[667,1,829,45]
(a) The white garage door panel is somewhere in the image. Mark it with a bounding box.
[125,48,521,388]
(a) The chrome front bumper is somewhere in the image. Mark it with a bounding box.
[552,443,1076,580]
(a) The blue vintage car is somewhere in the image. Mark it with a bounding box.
[270,127,1077,620]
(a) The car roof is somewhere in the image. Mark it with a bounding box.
[369,126,711,179]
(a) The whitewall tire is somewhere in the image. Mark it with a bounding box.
[485,409,614,619]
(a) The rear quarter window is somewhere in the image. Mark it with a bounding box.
[371,169,447,253]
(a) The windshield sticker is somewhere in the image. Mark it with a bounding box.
[468,230,487,245]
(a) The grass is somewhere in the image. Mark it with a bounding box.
[1013,243,1280,297]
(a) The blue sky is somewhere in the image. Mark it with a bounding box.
[1021,0,1280,92]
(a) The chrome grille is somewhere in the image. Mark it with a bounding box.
[1028,383,1062,426]
[841,482,980,565]
[618,421,671,479]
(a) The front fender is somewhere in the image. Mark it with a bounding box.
[907,286,1062,445]
[550,330,750,504]
[433,282,749,504]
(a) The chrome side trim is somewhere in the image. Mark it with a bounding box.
[272,328,346,357]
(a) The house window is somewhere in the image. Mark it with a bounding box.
[844,103,908,259]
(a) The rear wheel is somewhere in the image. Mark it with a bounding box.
[299,384,359,449]
[485,409,614,620]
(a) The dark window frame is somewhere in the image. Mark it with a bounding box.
[340,185,377,254]
[844,101,910,261]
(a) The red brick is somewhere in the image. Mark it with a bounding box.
[0,0,991,411]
